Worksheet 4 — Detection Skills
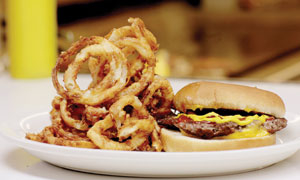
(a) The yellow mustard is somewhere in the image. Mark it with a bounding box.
[177,112,270,126]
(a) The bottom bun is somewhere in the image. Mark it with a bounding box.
[161,128,276,152]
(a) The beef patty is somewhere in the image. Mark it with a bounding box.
[157,114,287,139]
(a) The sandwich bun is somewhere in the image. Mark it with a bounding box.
[173,81,285,118]
[161,128,276,152]
[161,81,286,152]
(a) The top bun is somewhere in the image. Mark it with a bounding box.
[173,81,285,118]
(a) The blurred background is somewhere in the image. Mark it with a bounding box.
[1,0,300,81]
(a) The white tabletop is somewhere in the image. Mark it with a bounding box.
[0,73,300,180]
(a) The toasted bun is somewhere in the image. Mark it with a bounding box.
[173,81,285,118]
[161,128,276,152]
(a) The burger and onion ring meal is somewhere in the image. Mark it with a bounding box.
[26,18,287,152]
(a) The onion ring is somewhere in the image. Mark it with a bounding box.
[87,115,148,151]
[27,18,169,152]
[141,75,174,116]
[117,117,154,141]
[150,120,163,151]
[87,56,107,89]
[27,107,97,149]
[106,18,158,99]
[85,105,108,124]
[43,126,97,149]
[109,95,149,130]
[51,108,91,140]
[52,36,128,105]
[60,99,89,131]
[106,18,158,52]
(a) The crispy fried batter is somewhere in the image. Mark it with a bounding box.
[26,18,173,151]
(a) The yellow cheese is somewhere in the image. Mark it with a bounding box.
[178,112,271,139]
[177,112,269,126]
[216,125,269,139]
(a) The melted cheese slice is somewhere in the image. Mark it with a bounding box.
[215,125,269,139]
[178,112,270,139]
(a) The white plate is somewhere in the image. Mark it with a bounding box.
[0,112,300,177]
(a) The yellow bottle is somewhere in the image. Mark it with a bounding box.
[155,49,171,77]
[6,0,57,78]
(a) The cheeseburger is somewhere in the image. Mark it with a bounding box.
[158,81,287,152]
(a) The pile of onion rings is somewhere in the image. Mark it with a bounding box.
[26,18,174,151]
